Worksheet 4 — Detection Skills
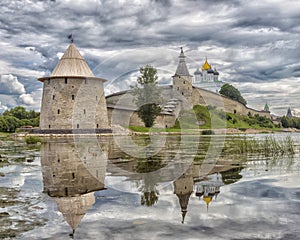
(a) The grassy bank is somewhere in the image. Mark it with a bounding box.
[0,132,11,140]
[130,105,279,133]
[173,105,279,131]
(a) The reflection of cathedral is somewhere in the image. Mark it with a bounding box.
[194,173,224,209]
[41,139,108,234]
[173,168,227,223]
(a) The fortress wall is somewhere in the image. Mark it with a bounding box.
[107,107,144,127]
[193,88,270,118]
[107,107,176,128]
[105,85,270,130]
[154,114,177,128]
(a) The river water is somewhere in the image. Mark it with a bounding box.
[0,134,300,240]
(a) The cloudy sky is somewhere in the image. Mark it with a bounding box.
[0,0,300,115]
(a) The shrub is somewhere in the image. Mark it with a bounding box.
[202,130,215,135]
[25,136,42,144]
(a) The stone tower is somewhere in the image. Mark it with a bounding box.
[172,48,193,106]
[38,43,110,132]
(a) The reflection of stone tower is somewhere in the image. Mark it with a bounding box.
[41,139,108,233]
[172,48,193,106]
[54,192,95,232]
[41,140,108,196]
[38,43,110,132]
[173,166,194,224]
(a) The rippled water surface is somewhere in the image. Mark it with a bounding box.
[0,134,300,240]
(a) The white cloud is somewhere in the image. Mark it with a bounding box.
[0,101,8,112]
[19,93,35,105]
[0,0,299,114]
[0,74,25,94]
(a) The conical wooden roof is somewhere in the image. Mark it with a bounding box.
[50,43,94,77]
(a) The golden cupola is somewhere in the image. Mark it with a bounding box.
[202,58,211,71]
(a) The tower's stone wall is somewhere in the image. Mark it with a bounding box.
[172,75,193,106]
[40,77,109,130]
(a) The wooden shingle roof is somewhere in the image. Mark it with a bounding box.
[50,43,94,78]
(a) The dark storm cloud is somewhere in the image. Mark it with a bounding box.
[0,0,300,114]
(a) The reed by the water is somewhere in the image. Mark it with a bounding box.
[224,135,295,156]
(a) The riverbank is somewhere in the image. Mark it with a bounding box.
[4,126,300,139]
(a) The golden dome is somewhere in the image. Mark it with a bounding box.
[202,58,211,71]
[203,196,212,207]
[203,196,212,203]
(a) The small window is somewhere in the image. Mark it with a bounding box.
[83,109,86,114]
[183,81,185,84]
[72,173,75,179]
[53,95,55,100]
[58,159,60,163]
[72,95,75,100]
[65,78,68,84]
[49,125,51,129]
[57,109,60,114]
[77,124,79,129]
[182,92,184,95]
[97,124,99,128]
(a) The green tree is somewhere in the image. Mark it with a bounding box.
[219,83,247,105]
[0,116,8,132]
[3,106,27,119]
[0,106,40,132]
[131,65,162,127]
[1,115,21,132]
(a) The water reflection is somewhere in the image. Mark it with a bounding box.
[40,136,246,237]
[40,139,108,235]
